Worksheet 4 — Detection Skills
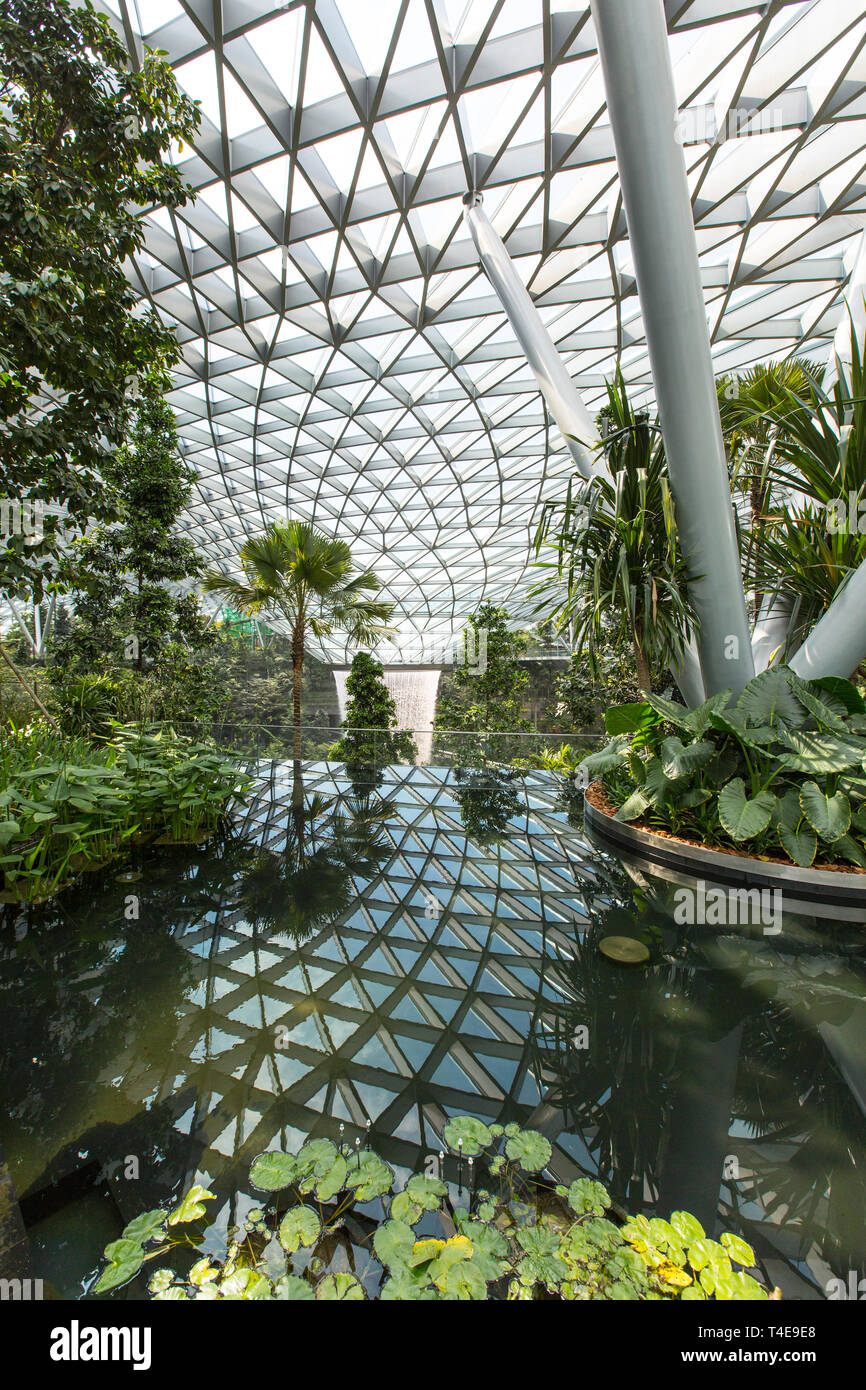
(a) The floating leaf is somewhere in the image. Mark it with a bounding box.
[121,1209,165,1244]
[167,1184,215,1226]
[278,1204,321,1254]
[315,1155,348,1203]
[344,1151,393,1201]
[317,1273,364,1300]
[249,1151,300,1192]
[443,1115,493,1156]
[720,1233,756,1268]
[504,1128,552,1172]
[95,1238,144,1293]
[273,1274,315,1300]
[373,1219,416,1269]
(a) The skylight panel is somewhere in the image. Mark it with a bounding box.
[246,10,306,107]
[304,25,348,104]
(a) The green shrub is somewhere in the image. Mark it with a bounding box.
[95,1115,770,1301]
[582,665,866,868]
[0,722,250,902]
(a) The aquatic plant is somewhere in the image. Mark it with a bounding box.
[0,722,250,902]
[582,665,866,868]
[95,1115,770,1301]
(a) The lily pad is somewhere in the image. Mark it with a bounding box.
[316,1273,365,1300]
[167,1183,215,1226]
[278,1204,322,1254]
[443,1115,493,1156]
[504,1128,552,1172]
[249,1150,300,1192]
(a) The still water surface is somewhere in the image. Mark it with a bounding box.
[1,762,864,1299]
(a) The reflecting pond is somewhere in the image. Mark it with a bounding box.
[1,762,865,1299]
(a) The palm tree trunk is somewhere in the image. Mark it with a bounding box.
[633,636,652,695]
[291,618,304,807]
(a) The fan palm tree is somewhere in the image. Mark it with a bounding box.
[203,521,395,787]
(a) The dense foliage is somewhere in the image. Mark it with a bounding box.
[434,604,531,763]
[0,0,199,597]
[49,380,220,726]
[331,650,417,776]
[582,665,866,868]
[96,1113,768,1301]
[0,723,249,902]
[532,373,695,693]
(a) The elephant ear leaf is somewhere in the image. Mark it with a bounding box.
[778,820,817,867]
[718,779,776,841]
[799,782,851,842]
[736,667,804,728]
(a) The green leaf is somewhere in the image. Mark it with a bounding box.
[660,737,714,779]
[167,1183,216,1226]
[799,782,851,842]
[441,1259,488,1300]
[405,1172,447,1207]
[373,1218,416,1269]
[642,692,695,730]
[604,702,658,735]
[249,1151,301,1191]
[811,675,864,715]
[96,1238,144,1293]
[273,1274,315,1300]
[736,667,804,728]
[720,1233,757,1268]
[718,779,776,841]
[121,1209,166,1244]
[775,730,865,774]
[614,787,653,822]
[380,1268,436,1300]
[779,819,817,867]
[670,1210,705,1245]
[836,833,866,867]
[566,1177,610,1216]
[315,1154,348,1203]
[443,1115,493,1156]
[504,1128,552,1172]
[390,1191,422,1225]
[344,1151,393,1201]
[316,1273,365,1300]
[278,1204,321,1254]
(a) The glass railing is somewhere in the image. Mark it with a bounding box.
[153,720,602,784]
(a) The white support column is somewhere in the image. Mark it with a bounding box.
[789,561,866,682]
[463,194,599,480]
[751,593,795,672]
[590,0,754,699]
[825,227,866,392]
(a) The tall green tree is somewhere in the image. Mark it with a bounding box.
[0,0,199,599]
[58,379,210,672]
[332,650,417,780]
[203,521,395,785]
[434,604,531,763]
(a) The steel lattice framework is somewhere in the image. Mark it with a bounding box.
[102,0,866,660]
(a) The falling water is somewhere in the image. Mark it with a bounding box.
[332,667,441,764]
[383,668,441,764]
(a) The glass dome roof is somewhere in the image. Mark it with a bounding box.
[103,0,866,659]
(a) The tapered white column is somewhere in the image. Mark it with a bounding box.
[590,0,754,699]
[825,228,866,392]
[463,194,599,480]
[789,560,866,682]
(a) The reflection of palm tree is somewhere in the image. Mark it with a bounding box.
[533,911,691,1211]
[238,790,394,945]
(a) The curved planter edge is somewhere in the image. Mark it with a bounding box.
[584,783,866,922]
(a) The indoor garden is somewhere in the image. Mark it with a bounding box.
[2,0,866,1334]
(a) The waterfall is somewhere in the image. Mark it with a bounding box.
[332,666,441,763]
[383,668,441,764]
